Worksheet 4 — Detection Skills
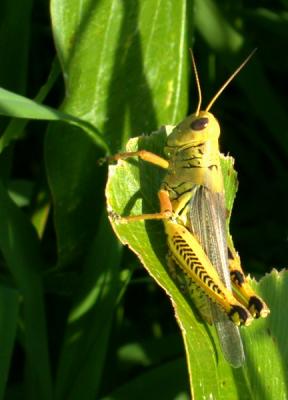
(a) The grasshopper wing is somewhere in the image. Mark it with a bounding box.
[189,185,245,368]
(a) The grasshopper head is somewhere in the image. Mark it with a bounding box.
[166,110,220,149]
[165,49,256,153]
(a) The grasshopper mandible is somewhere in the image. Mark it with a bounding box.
[104,49,270,367]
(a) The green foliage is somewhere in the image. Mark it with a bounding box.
[0,0,287,399]
[107,129,288,399]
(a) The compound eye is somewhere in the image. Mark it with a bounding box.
[190,117,209,131]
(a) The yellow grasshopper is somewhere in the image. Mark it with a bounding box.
[105,49,270,367]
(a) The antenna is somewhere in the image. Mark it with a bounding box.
[189,48,202,116]
[205,48,257,112]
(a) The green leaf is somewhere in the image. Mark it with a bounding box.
[0,87,107,152]
[241,270,288,399]
[51,0,189,150]
[100,358,189,400]
[106,127,285,399]
[47,0,189,266]
[7,179,34,207]
[0,59,59,154]
[0,285,19,400]
[0,181,52,400]
[55,212,124,400]
[117,334,184,368]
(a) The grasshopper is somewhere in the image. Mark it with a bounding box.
[104,49,270,367]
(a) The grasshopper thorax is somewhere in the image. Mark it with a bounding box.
[165,111,220,155]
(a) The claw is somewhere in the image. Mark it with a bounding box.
[108,210,127,224]
[98,154,123,165]
[98,156,112,166]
